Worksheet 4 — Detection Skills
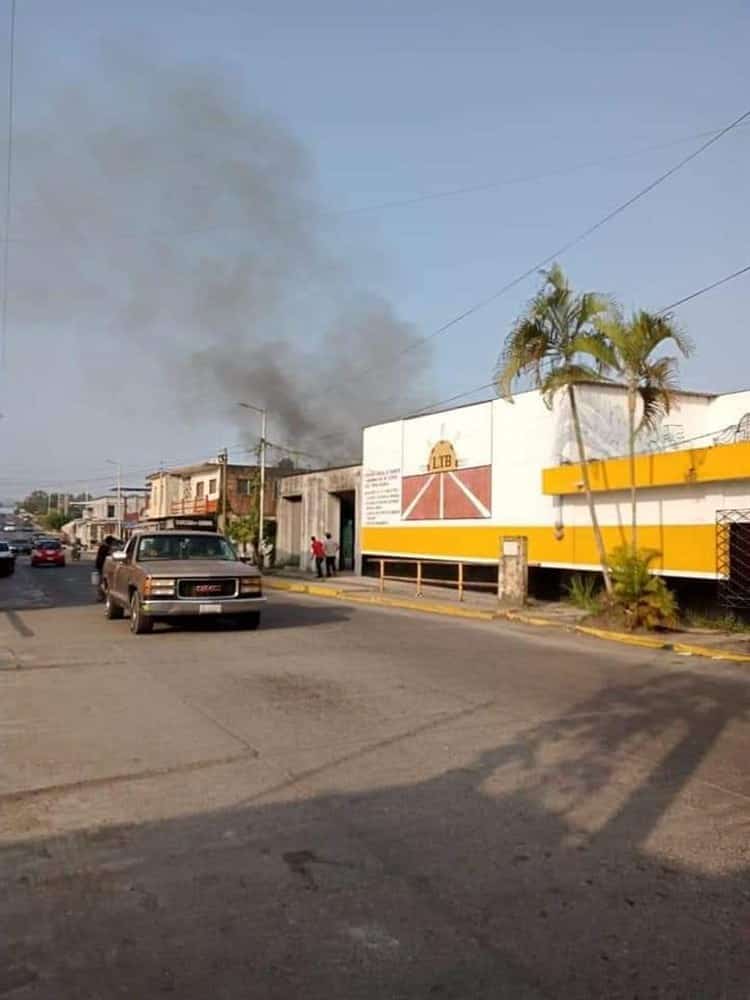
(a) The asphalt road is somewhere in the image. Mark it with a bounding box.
[1,563,749,998]
[0,551,93,611]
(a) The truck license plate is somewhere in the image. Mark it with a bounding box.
[199,603,222,614]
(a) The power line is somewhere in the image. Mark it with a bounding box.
[405,261,750,420]
[7,122,750,250]
[410,382,497,416]
[657,264,750,314]
[321,123,750,219]
[329,106,750,394]
[1,0,16,369]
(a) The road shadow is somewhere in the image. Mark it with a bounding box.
[1,669,749,997]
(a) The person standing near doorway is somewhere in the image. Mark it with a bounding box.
[310,536,325,578]
[324,532,338,577]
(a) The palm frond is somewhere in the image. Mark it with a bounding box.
[637,385,670,431]
[539,363,605,407]
[495,318,553,399]
[570,332,617,372]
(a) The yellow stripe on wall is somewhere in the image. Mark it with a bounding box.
[542,440,750,495]
[361,523,718,574]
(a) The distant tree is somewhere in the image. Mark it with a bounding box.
[17,490,49,516]
[43,510,68,531]
[227,514,258,556]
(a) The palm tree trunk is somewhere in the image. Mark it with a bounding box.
[568,385,613,597]
[628,387,637,554]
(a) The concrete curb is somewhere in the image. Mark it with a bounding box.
[265,577,750,663]
[575,624,667,650]
[502,610,566,628]
[671,641,750,663]
[264,577,495,621]
[575,624,750,663]
[344,593,496,621]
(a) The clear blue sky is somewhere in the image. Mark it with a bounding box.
[0,0,748,498]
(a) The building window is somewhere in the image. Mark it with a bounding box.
[107,504,115,519]
[237,478,252,496]
[196,481,205,499]
[208,478,217,495]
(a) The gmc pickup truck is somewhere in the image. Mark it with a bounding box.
[102,530,265,635]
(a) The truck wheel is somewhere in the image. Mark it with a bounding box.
[239,612,261,631]
[129,592,153,635]
[105,589,124,620]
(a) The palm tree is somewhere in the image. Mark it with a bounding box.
[598,310,692,552]
[496,264,614,596]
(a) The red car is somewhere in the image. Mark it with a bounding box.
[31,539,66,567]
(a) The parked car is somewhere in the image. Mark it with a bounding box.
[9,537,32,556]
[31,539,66,567]
[102,530,265,634]
[0,541,16,576]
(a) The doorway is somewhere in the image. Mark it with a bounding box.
[337,491,356,571]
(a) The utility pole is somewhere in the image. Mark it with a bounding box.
[237,402,267,567]
[258,409,267,568]
[218,448,228,533]
[106,459,122,538]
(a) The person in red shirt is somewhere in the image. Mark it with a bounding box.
[310,536,325,578]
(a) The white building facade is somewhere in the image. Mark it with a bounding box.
[361,383,750,581]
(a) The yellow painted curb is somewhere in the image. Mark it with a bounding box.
[265,579,343,599]
[574,625,668,650]
[672,642,750,663]
[344,593,495,621]
[504,610,562,628]
[264,577,494,621]
[575,625,750,662]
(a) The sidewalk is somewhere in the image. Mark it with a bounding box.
[264,568,750,663]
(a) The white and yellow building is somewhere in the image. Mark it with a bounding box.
[360,382,750,581]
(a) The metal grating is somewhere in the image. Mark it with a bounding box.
[717,509,750,609]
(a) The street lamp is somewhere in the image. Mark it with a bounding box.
[237,402,267,566]
[105,459,122,540]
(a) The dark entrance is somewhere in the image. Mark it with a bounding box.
[717,509,750,609]
[337,491,356,571]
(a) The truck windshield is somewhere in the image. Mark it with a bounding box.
[137,535,237,561]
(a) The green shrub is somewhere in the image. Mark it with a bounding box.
[565,573,602,612]
[609,546,678,631]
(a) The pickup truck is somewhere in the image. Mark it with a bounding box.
[102,530,265,635]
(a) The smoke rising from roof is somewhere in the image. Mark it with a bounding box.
[11,51,433,466]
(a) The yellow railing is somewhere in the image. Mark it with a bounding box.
[373,558,498,602]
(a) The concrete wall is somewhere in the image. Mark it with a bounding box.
[145,475,183,519]
[276,466,361,572]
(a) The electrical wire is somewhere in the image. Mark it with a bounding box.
[318,123,750,219]
[328,107,750,394]
[409,381,497,416]
[0,0,16,369]
[7,122,750,249]
[657,264,750,314]
[402,261,750,421]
